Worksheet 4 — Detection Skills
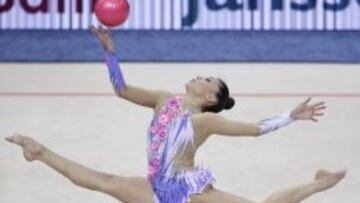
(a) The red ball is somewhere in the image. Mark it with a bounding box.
[94,0,130,27]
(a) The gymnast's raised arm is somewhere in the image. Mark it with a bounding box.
[90,25,171,109]
[198,98,326,137]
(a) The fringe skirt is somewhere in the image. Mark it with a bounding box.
[151,166,216,203]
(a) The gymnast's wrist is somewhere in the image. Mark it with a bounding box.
[104,45,116,54]
[290,110,299,121]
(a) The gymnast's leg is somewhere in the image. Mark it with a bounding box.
[190,185,257,203]
[190,169,345,203]
[5,134,154,203]
[262,169,346,203]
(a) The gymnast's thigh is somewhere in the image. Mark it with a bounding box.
[190,186,257,203]
[102,176,154,203]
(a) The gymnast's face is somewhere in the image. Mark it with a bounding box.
[186,76,221,106]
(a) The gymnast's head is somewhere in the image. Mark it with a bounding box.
[185,76,235,113]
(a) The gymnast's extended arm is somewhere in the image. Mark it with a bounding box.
[198,98,326,137]
[90,25,170,109]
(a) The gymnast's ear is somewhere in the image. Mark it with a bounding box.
[205,94,217,106]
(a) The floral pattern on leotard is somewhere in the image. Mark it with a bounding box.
[147,96,182,180]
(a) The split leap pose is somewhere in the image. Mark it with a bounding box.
[5,26,346,203]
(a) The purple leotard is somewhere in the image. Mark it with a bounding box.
[147,96,215,203]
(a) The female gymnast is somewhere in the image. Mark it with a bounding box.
[5,26,346,203]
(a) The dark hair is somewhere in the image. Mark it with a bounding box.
[202,79,235,113]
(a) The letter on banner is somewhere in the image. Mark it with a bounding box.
[324,0,349,11]
[0,0,14,12]
[182,0,199,27]
[272,0,284,10]
[20,0,48,13]
[291,0,316,11]
[206,0,242,11]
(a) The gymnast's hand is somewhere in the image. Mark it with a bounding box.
[290,98,326,122]
[90,25,116,53]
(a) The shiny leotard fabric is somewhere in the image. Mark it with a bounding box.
[146,96,215,203]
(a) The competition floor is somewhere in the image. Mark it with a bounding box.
[1,63,359,202]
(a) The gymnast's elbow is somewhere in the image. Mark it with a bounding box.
[113,86,128,98]
[110,89,122,99]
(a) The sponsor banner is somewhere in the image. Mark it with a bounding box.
[0,0,359,30]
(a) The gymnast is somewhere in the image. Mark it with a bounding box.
[5,25,346,203]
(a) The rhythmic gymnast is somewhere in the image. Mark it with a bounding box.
[5,26,346,203]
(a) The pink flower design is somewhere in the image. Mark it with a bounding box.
[167,111,178,120]
[147,96,185,181]
[158,129,167,140]
[150,156,160,168]
[150,124,160,134]
[147,165,157,180]
[158,114,170,125]
[169,99,180,110]
[151,141,160,151]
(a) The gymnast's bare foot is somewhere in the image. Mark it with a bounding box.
[314,169,347,192]
[315,169,333,180]
[5,133,45,161]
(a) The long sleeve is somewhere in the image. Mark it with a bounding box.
[104,51,127,93]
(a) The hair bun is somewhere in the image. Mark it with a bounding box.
[224,97,235,110]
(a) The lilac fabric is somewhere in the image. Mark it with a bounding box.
[146,96,215,203]
[258,112,294,135]
[151,166,215,203]
[104,51,127,93]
